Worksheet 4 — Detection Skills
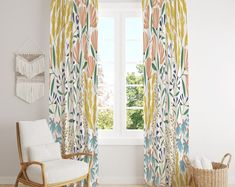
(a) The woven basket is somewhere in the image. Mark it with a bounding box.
[184,153,232,187]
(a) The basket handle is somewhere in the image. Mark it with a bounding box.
[221,153,232,167]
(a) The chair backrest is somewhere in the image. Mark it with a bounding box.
[16,119,54,163]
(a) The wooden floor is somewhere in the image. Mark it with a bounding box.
[0,185,145,187]
[2,185,141,187]
[0,185,234,187]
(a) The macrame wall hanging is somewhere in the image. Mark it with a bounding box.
[15,40,45,104]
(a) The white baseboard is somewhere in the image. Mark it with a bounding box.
[230,177,235,185]
[0,176,234,185]
[98,176,144,184]
[0,176,144,185]
[98,176,235,185]
[0,177,15,184]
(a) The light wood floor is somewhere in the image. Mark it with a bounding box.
[0,185,145,187]
[0,185,234,187]
[0,184,235,187]
[2,185,141,187]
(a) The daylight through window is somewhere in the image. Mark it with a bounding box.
[97,6,143,136]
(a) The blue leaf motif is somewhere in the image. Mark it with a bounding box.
[181,121,187,133]
[183,140,189,153]
[180,159,186,172]
[176,139,183,153]
[176,125,181,135]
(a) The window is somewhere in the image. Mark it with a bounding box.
[97,17,115,130]
[125,17,144,130]
[97,2,143,140]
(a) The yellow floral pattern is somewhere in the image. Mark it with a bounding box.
[143,0,189,186]
[49,0,98,186]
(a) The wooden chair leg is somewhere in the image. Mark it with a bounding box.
[15,170,22,187]
[87,174,90,187]
[14,180,19,187]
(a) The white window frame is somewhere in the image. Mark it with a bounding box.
[98,2,144,145]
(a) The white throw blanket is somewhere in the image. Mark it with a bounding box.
[191,156,213,170]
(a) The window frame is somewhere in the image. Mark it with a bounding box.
[98,2,144,145]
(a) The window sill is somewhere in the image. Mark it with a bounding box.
[98,137,144,145]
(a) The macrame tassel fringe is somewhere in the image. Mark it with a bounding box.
[16,55,45,79]
[16,76,45,103]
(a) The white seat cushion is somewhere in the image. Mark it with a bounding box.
[26,159,89,184]
[28,143,61,162]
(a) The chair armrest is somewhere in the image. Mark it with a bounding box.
[21,161,46,185]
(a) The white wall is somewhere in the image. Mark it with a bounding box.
[188,0,235,183]
[0,0,50,183]
[0,0,235,185]
[98,145,144,184]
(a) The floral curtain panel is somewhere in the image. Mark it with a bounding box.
[142,0,189,186]
[49,0,98,186]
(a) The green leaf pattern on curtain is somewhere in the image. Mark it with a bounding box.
[142,0,189,186]
[49,0,99,186]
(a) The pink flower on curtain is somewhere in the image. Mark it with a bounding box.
[87,56,95,77]
[73,41,80,63]
[76,0,81,6]
[152,0,157,7]
[79,5,87,27]
[145,57,152,79]
[143,31,149,54]
[77,0,87,6]
[158,42,165,64]
[90,4,97,28]
[151,36,157,60]
[158,0,164,8]
[82,35,88,61]
[91,30,98,51]
[144,6,150,29]
[152,0,164,8]
[152,7,160,29]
